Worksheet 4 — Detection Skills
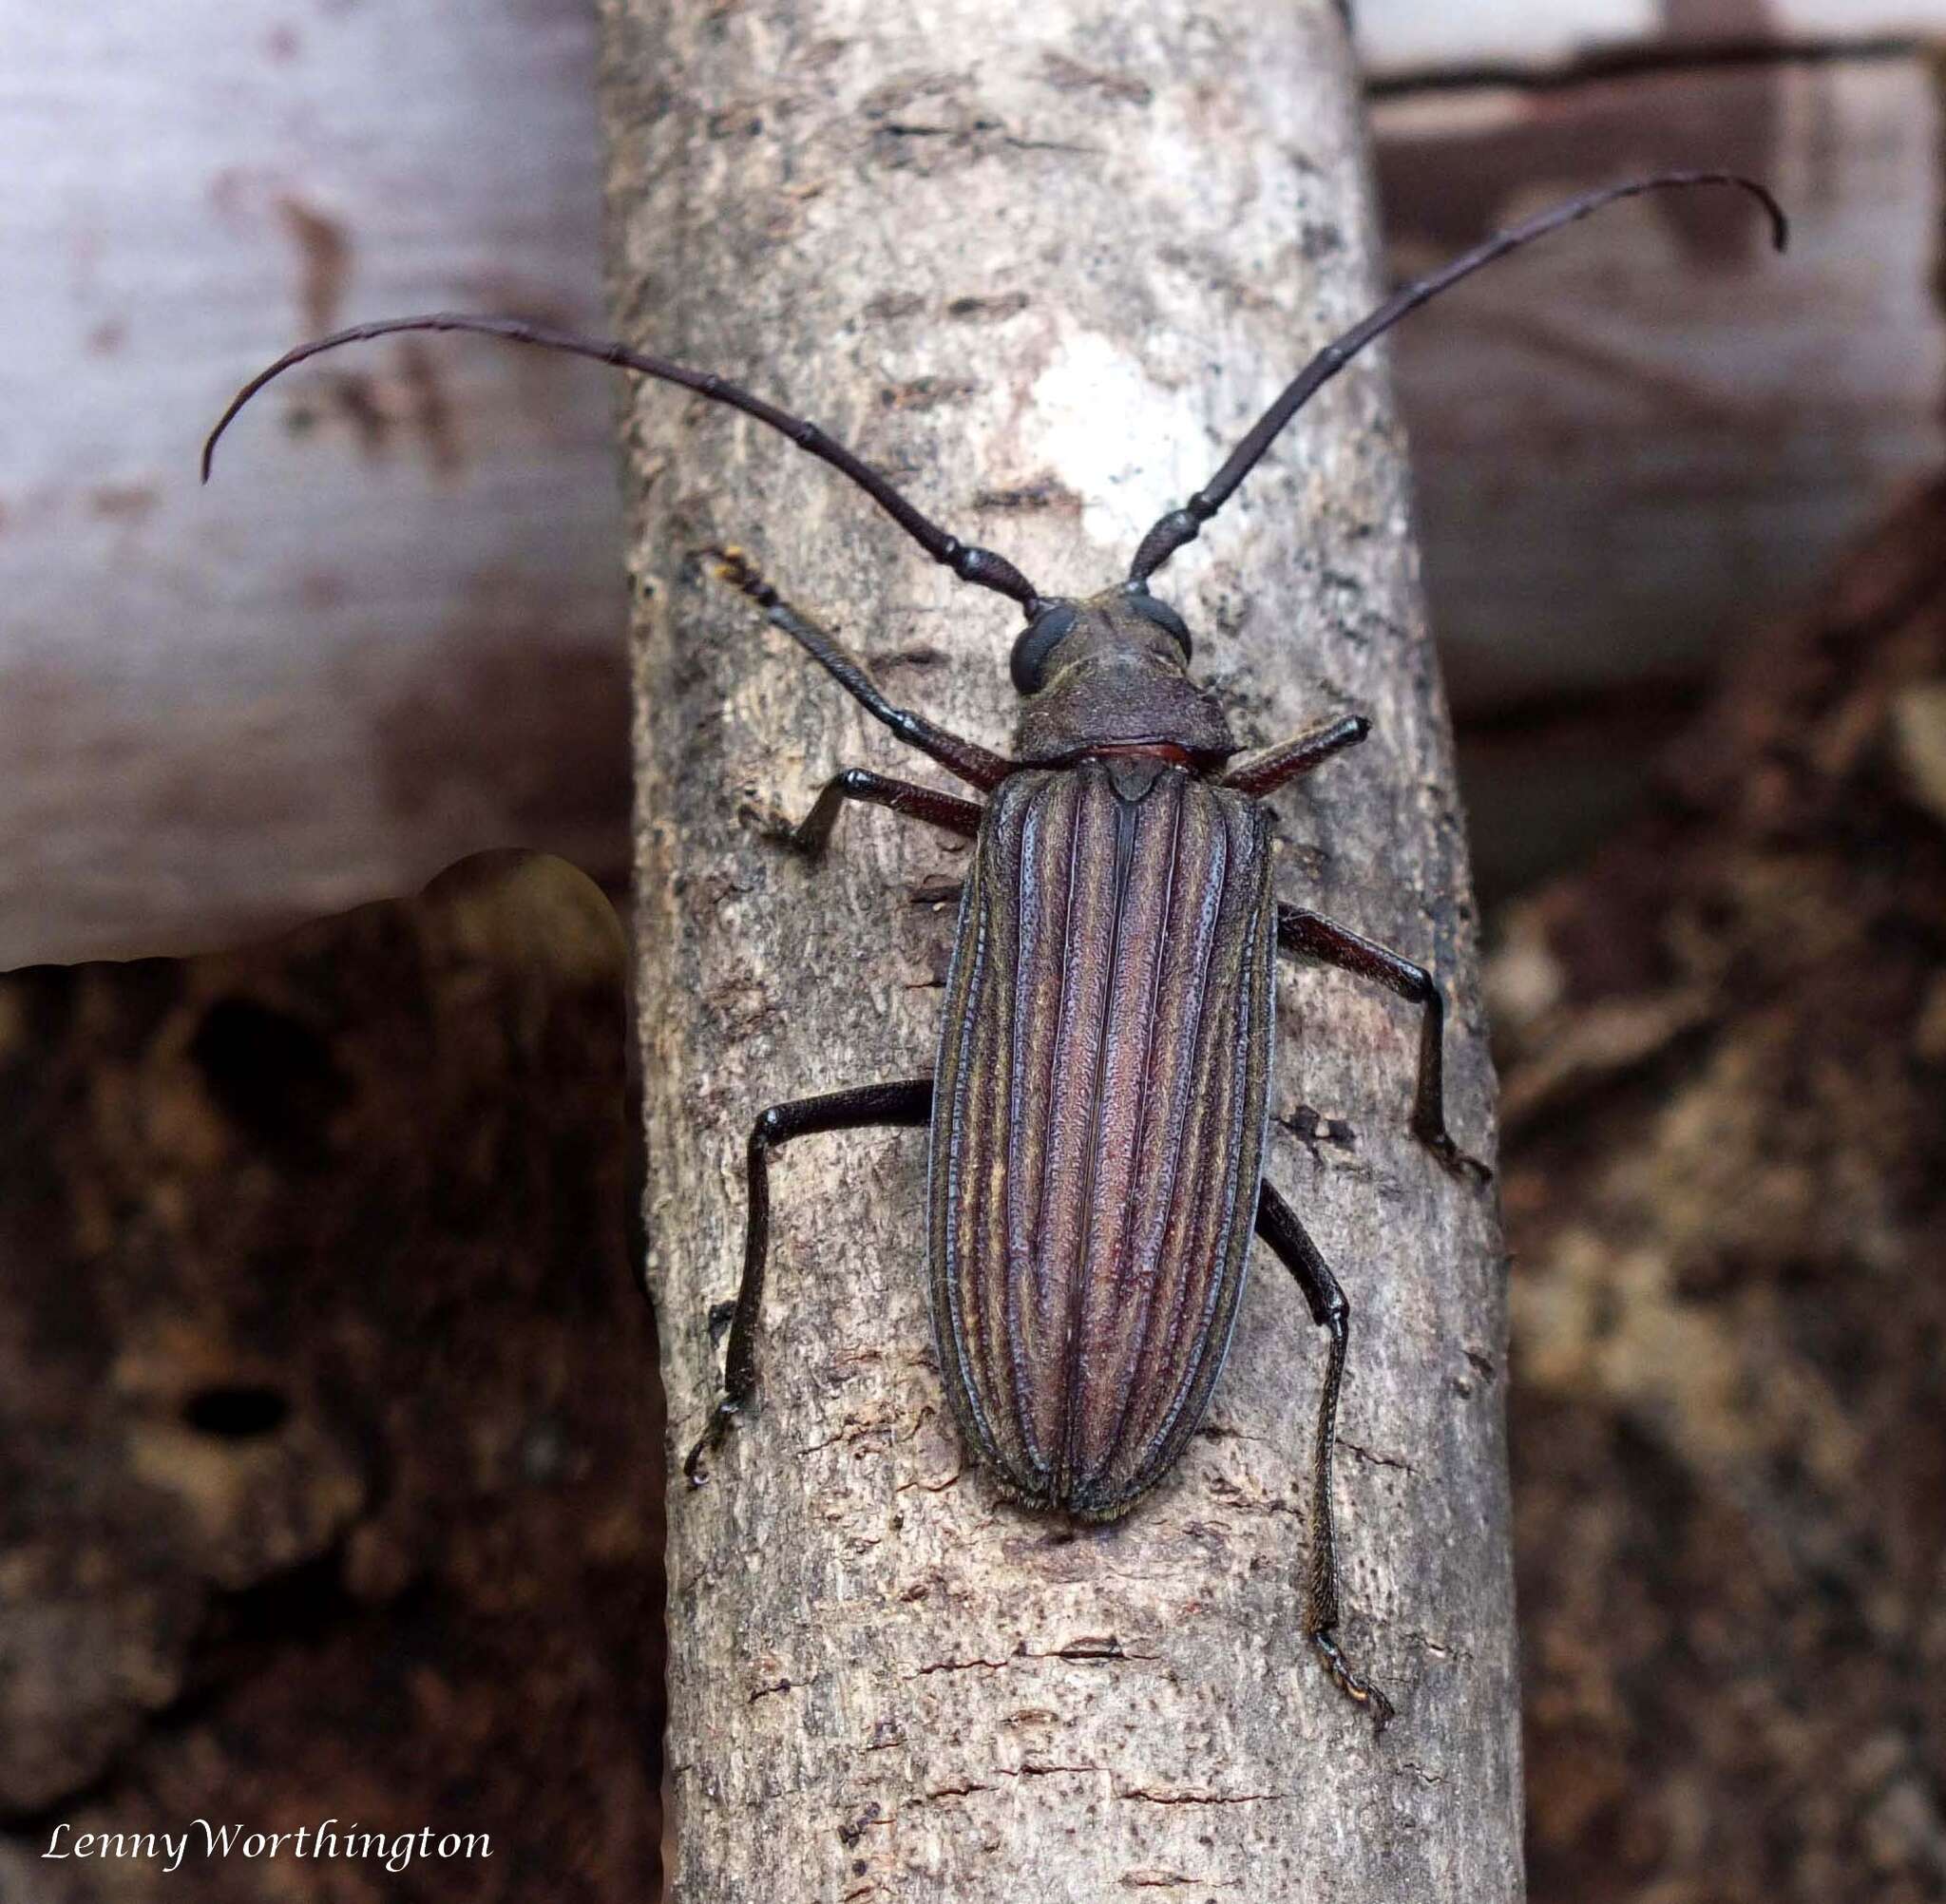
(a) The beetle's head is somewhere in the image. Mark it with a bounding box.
[1009,582,1237,766]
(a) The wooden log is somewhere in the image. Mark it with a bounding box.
[1374,54,1946,715]
[1370,51,1946,896]
[606,3,1519,1898]
[0,1,624,968]
[1355,0,1946,81]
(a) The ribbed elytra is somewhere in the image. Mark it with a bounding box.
[205,172,1787,1728]
[932,763,1273,1518]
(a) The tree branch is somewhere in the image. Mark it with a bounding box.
[603,3,1519,1896]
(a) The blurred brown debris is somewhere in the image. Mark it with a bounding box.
[1490,478,1946,1902]
[0,851,659,1903]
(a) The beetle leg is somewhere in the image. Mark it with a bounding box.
[684,1077,934,1487]
[1218,713,1370,798]
[755,767,983,863]
[1276,906,1492,1183]
[707,547,1016,792]
[1255,1180,1395,1732]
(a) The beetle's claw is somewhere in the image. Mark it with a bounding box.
[733,795,830,864]
[735,795,797,844]
[704,543,764,598]
[683,1399,742,1489]
[1312,1629,1395,1735]
[1420,1126,1494,1189]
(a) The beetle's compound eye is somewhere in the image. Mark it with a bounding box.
[1010,600,1079,695]
[1126,589,1192,664]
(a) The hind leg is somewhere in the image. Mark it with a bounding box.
[1255,1179,1394,1731]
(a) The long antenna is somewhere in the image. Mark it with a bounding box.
[1128,170,1788,585]
[202,312,1045,613]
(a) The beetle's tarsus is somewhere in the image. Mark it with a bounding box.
[1420,1124,1494,1187]
[781,815,833,861]
[733,795,830,861]
[707,543,773,604]
[1312,1628,1395,1734]
[706,1299,738,1346]
[684,1399,742,1488]
[744,797,844,862]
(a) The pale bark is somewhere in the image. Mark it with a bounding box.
[603,4,1520,1898]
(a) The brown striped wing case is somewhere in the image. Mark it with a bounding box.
[928,760,1277,1518]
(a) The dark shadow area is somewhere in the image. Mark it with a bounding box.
[0,851,662,1904]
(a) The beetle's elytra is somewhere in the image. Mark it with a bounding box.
[935,752,1274,1521]
[207,170,1786,1728]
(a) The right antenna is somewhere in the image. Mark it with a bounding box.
[1127,170,1788,586]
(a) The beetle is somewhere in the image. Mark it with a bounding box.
[206,169,1785,1726]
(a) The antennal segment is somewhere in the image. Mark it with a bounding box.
[1128,170,1787,586]
[202,312,1045,613]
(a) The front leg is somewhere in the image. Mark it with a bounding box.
[1219,713,1369,799]
[754,767,983,863]
[1277,906,1491,1183]
[685,1078,934,1485]
[1255,1180,1393,1731]
[709,547,1015,791]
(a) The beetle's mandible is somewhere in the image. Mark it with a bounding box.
[206,169,1786,1727]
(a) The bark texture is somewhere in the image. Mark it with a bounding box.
[605,6,1518,1898]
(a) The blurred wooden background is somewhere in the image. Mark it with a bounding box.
[5,0,1944,965]
[1,1,626,967]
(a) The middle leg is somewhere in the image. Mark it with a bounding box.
[755,767,983,863]
[685,1077,934,1485]
[1278,905,1490,1182]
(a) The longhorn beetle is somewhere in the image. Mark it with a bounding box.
[206,170,1786,1726]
